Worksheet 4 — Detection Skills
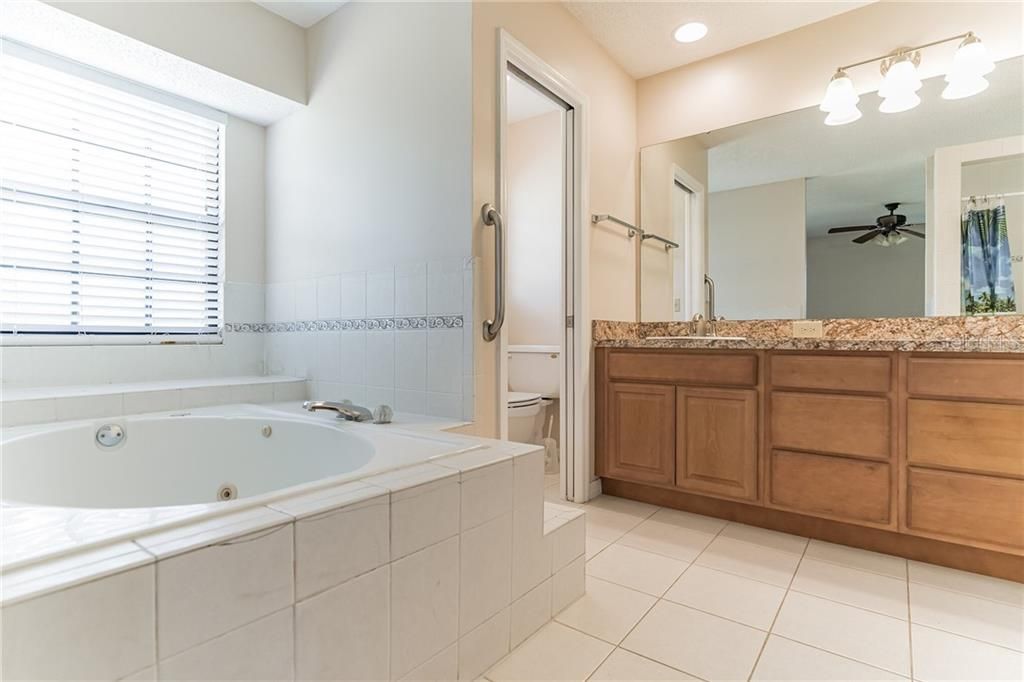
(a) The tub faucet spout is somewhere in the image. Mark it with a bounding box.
[303,400,374,422]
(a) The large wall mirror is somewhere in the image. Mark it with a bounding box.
[639,56,1023,322]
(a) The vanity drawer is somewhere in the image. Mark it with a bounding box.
[770,353,891,394]
[770,391,891,460]
[907,356,1024,401]
[769,450,891,525]
[908,399,1024,477]
[606,351,758,387]
[907,468,1024,550]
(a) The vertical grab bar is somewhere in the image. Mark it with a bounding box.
[482,203,505,342]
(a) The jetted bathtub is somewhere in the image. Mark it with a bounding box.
[1,403,481,567]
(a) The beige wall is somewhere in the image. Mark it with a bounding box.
[708,179,807,320]
[637,2,1024,147]
[472,1,637,437]
[639,137,708,320]
[807,237,926,318]
[507,111,564,346]
[44,1,307,104]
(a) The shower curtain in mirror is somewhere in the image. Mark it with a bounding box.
[962,200,1016,314]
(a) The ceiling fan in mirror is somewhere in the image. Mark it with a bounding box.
[827,203,925,246]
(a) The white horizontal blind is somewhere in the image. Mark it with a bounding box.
[0,50,224,338]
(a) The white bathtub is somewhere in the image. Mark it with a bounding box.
[1,403,481,568]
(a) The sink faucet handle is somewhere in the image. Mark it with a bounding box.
[373,404,393,424]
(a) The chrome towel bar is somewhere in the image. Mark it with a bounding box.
[591,213,639,238]
[642,232,680,250]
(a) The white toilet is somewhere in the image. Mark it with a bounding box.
[507,344,559,444]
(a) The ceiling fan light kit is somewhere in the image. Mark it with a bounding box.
[826,203,926,247]
[820,31,995,125]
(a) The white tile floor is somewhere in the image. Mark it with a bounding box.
[484,484,1024,681]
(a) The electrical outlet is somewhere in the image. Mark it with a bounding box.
[792,320,823,338]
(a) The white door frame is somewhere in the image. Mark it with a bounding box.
[671,164,706,320]
[495,29,592,502]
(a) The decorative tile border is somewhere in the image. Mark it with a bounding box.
[225,315,463,334]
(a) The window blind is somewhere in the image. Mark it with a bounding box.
[0,49,225,339]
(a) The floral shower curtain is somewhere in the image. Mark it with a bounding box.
[961,200,1016,314]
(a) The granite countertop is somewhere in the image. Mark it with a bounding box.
[594,336,1020,352]
[591,316,1024,353]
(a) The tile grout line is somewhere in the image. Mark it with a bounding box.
[745,530,810,681]
[585,514,735,682]
[907,558,916,682]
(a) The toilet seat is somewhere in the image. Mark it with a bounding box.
[507,391,542,408]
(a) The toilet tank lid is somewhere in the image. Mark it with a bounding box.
[508,344,559,354]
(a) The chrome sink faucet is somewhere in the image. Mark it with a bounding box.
[302,400,392,424]
[690,275,722,337]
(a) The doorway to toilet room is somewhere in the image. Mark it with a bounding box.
[505,68,565,480]
[492,34,587,503]
[505,70,564,483]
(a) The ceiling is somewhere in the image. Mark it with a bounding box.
[694,57,1024,237]
[253,1,347,28]
[563,1,871,79]
[507,73,564,124]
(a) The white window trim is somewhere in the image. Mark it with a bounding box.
[1,40,229,347]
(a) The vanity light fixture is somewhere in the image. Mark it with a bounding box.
[943,33,995,99]
[674,22,708,43]
[820,69,862,125]
[819,31,996,125]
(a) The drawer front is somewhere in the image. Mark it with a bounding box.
[770,450,891,525]
[770,354,891,394]
[907,356,1024,401]
[908,399,1024,477]
[907,468,1024,550]
[607,351,758,387]
[771,392,891,460]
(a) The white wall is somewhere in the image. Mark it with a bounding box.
[1,116,268,388]
[708,179,806,320]
[807,237,926,318]
[43,0,306,105]
[962,155,1024,313]
[507,111,563,347]
[263,2,473,420]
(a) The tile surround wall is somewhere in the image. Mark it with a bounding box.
[0,447,584,681]
[263,257,476,421]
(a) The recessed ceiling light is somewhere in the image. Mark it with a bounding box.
[674,22,708,44]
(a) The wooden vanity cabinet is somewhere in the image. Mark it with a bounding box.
[676,386,758,500]
[596,347,1024,580]
[595,348,761,502]
[599,382,676,485]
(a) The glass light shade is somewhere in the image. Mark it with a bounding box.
[879,59,922,99]
[949,37,995,78]
[873,233,892,247]
[820,71,859,112]
[824,104,862,126]
[879,89,921,114]
[942,73,990,99]
[891,232,909,245]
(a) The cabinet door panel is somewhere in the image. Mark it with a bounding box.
[603,383,675,484]
[907,467,1024,550]
[676,387,758,501]
[908,399,1024,477]
[771,392,890,460]
[769,450,891,526]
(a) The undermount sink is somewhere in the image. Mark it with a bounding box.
[645,335,748,342]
